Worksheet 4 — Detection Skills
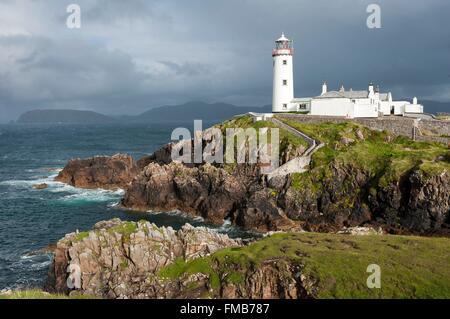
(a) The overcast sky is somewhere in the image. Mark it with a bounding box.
[0,0,449,121]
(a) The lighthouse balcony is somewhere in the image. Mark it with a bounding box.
[272,48,294,56]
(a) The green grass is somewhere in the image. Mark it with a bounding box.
[278,117,450,191]
[107,221,137,242]
[0,289,97,299]
[158,232,450,299]
[219,115,309,156]
[74,231,89,242]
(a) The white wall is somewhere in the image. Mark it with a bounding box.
[353,98,378,118]
[405,104,424,114]
[310,98,354,117]
[379,101,391,116]
[392,101,408,115]
[272,54,294,112]
[379,101,410,116]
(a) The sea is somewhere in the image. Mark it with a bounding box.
[0,122,251,290]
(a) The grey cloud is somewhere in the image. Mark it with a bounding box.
[158,61,212,77]
[0,0,450,121]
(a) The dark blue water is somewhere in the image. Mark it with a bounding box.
[0,122,246,290]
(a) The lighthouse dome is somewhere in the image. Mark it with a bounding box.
[277,33,290,42]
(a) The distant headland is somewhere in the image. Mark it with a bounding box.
[15,102,271,124]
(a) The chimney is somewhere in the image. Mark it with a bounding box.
[339,84,345,93]
[321,81,327,95]
[368,82,375,95]
[413,97,418,105]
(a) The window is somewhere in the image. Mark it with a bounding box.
[283,60,287,65]
[283,104,287,109]
[283,80,287,86]
[299,104,307,110]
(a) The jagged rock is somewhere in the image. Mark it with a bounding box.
[220,259,308,299]
[337,226,384,236]
[55,154,139,189]
[55,125,450,235]
[136,143,174,169]
[33,183,48,190]
[46,220,241,298]
[122,162,244,224]
[340,137,355,146]
[121,162,299,231]
[282,161,450,235]
[356,129,365,140]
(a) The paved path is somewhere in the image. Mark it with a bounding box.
[248,113,323,179]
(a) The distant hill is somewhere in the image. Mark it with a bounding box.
[132,101,271,123]
[17,110,115,124]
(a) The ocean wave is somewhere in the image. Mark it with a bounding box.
[154,210,206,222]
[28,260,52,270]
[0,169,124,204]
[0,171,60,188]
[218,219,232,232]
[10,253,52,272]
[59,188,124,204]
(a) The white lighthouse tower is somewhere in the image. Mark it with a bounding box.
[272,33,294,113]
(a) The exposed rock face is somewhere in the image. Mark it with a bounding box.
[337,226,384,236]
[55,128,450,235]
[119,152,450,234]
[280,162,450,234]
[219,259,313,299]
[136,143,174,169]
[46,219,241,299]
[374,169,450,233]
[55,154,139,189]
[33,183,48,190]
[121,162,300,232]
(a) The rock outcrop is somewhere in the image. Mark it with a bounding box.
[46,219,241,298]
[55,154,139,189]
[121,162,300,232]
[280,162,450,235]
[55,121,450,235]
[33,183,48,190]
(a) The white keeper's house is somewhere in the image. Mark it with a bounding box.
[272,33,424,118]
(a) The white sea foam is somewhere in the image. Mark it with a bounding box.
[219,219,232,231]
[165,210,205,222]
[59,188,124,204]
[0,171,60,188]
[0,169,124,204]
[29,260,52,270]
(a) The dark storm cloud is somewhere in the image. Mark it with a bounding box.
[0,0,449,121]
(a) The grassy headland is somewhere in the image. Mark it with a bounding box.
[276,117,450,191]
[159,232,450,299]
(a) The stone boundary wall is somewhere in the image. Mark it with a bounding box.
[277,114,450,145]
[420,120,450,137]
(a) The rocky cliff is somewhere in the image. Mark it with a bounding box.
[121,162,299,232]
[55,154,139,189]
[55,117,450,235]
[46,220,450,299]
[46,219,242,298]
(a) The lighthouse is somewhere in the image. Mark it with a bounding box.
[272,33,294,113]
